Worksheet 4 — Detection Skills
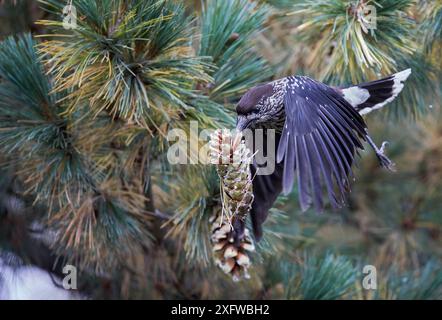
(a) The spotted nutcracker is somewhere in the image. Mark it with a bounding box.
[235,69,412,240]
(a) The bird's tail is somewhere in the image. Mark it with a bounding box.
[341,69,412,115]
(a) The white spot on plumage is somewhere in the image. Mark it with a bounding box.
[342,86,370,107]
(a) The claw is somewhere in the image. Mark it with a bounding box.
[366,135,396,172]
[380,141,389,154]
[377,152,396,172]
[376,141,396,172]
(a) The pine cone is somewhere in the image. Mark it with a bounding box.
[209,130,255,281]
[210,211,255,282]
[209,129,254,223]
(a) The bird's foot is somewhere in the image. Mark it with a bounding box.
[375,141,396,172]
[366,134,396,172]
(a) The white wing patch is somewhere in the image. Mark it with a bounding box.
[342,86,370,107]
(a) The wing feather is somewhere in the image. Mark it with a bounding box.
[318,117,354,176]
[295,135,312,211]
[314,127,347,200]
[308,132,339,208]
[316,120,350,191]
[321,106,363,149]
[280,76,367,211]
[302,135,323,211]
[319,113,354,164]
[282,133,296,193]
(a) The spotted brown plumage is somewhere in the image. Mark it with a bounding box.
[236,70,411,240]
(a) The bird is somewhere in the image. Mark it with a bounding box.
[235,69,412,241]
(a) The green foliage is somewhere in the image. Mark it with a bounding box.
[258,0,296,9]
[166,166,219,265]
[282,253,357,300]
[0,33,59,153]
[199,0,272,101]
[385,261,442,299]
[39,0,213,126]
[421,1,442,54]
[0,33,90,204]
[289,0,437,117]
[0,32,154,271]
[0,0,441,300]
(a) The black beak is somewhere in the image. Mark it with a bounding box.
[235,115,250,132]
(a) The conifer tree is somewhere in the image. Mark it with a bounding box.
[0,0,441,299]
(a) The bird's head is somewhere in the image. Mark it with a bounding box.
[235,83,275,131]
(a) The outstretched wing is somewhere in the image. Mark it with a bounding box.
[277,76,367,212]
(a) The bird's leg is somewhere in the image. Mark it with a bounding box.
[365,134,396,172]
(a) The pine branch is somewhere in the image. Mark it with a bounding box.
[198,0,273,102]
[289,0,437,117]
[37,0,213,127]
[281,252,358,300]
